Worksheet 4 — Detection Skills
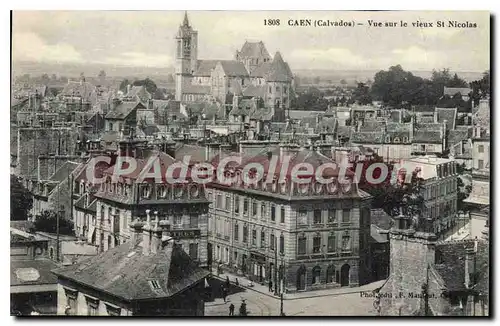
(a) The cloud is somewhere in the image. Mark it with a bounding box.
[290,48,367,69]
[390,46,444,70]
[101,52,173,67]
[13,32,84,63]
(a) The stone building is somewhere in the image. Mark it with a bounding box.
[400,156,458,237]
[52,220,209,316]
[174,12,293,122]
[207,144,372,292]
[377,214,489,316]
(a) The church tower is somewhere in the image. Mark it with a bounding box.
[175,12,198,101]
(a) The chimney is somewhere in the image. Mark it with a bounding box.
[465,246,477,289]
[129,218,145,246]
[142,209,152,256]
[150,211,163,254]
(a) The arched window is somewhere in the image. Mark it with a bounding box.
[312,266,321,284]
[393,137,400,143]
[326,265,335,283]
[279,234,284,254]
[108,207,113,223]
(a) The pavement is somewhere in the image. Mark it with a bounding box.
[205,268,385,316]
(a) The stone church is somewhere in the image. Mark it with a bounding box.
[175,12,294,122]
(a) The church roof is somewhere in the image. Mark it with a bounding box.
[218,60,249,77]
[238,41,271,59]
[194,60,218,77]
[183,84,211,95]
[250,62,271,78]
[242,85,266,98]
[265,52,292,82]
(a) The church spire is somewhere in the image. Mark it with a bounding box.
[183,11,190,27]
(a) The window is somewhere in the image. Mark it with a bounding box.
[174,213,182,226]
[225,196,231,210]
[252,229,257,246]
[478,145,484,153]
[326,265,335,283]
[260,231,266,247]
[279,234,284,254]
[478,159,484,170]
[190,213,198,228]
[189,243,198,259]
[313,210,322,224]
[243,224,248,243]
[271,205,276,221]
[280,207,285,223]
[243,199,249,215]
[313,235,321,253]
[269,86,272,93]
[253,201,258,217]
[276,86,280,92]
[298,210,308,225]
[312,266,321,284]
[270,234,275,250]
[65,289,78,315]
[106,304,121,316]
[298,235,306,255]
[85,296,99,316]
[284,86,288,95]
[234,223,239,241]
[342,232,351,251]
[328,209,337,223]
[261,203,266,218]
[217,194,222,208]
[342,209,350,223]
[235,196,240,213]
[327,234,336,252]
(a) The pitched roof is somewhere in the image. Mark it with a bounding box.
[52,240,209,301]
[11,259,58,287]
[242,85,266,98]
[105,101,142,119]
[350,131,385,144]
[125,86,151,103]
[250,62,271,78]
[434,240,477,292]
[371,209,393,230]
[61,81,97,103]
[249,106,273,121]
[448,128,471,147]
[443,87,472,97]
[360,120,385,132]
[412,130,443,144]
[174,144,206,164]
[238,41,271,59]
[218,60,249,77]
[289,110,321,119]
[435,107,457,130]
[194,60,218,76]
[265,52,292,82]
[140,124,160,136]
[49,161,81,183]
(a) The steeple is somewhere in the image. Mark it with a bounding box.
[183,11,190,27]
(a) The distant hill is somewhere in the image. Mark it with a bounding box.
[12,61,175,79]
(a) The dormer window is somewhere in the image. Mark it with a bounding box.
[141,185,151,198]
[385,136,391,143]
[403,136,408,143]
[393,137,400,143]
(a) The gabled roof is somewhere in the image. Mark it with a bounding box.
[238,41,271,59]
[183,84,211,95]
[448,128,472,147]
[435,107,457,130]
[218,60,249,77]
[351,131,385,144]
[52,240,209,301]
[194,60,218,77]
[105,101,142,120]
[61,81,97,103]
[249,106,273,121]
[250,62,271,78]
[412,130,443,144]
[125,86,151,103]
[49,161,81,183]
[265,52,292,82]
[443,87,472,97]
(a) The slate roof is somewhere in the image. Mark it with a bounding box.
[250,62,271,78]
[125,86,151,103]
[242,85,266,98]
[49,161,81,183]
[249,107,273,121]
[265,52,292,82]
[105,101,141,120]
[201,102,224,120]
[360,120,385,132]
[140,125,160,136]
[193,60,218,77]
[316,117,337,133]
[443,87,472,97]
[238,41,271,59]
[371,209,393,230]
[11,259,58,287]
[174,143,207,164]
[435,107,457,130]
[448,128,471,147]
[218,60,249,77]
[413,130,443,144]
[351,131,385,144]
[474,100,490,131]
[289,110,321,120]
[61,81,97,103]
[336,126,353,138]
[52,239,209,301]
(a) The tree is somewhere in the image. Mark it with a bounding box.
[470,70,490,105]
[448,73,468,88]
[133,78,158,94]
[11,175,33,221]
[340,79,347,86]
[457,176,472,212]
[34,210,74,236]
[352,82,372,105]
[119,79,130,93]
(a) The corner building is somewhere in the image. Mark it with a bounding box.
[206,146,372,292]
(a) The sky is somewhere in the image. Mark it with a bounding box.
[12,11,490,72]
